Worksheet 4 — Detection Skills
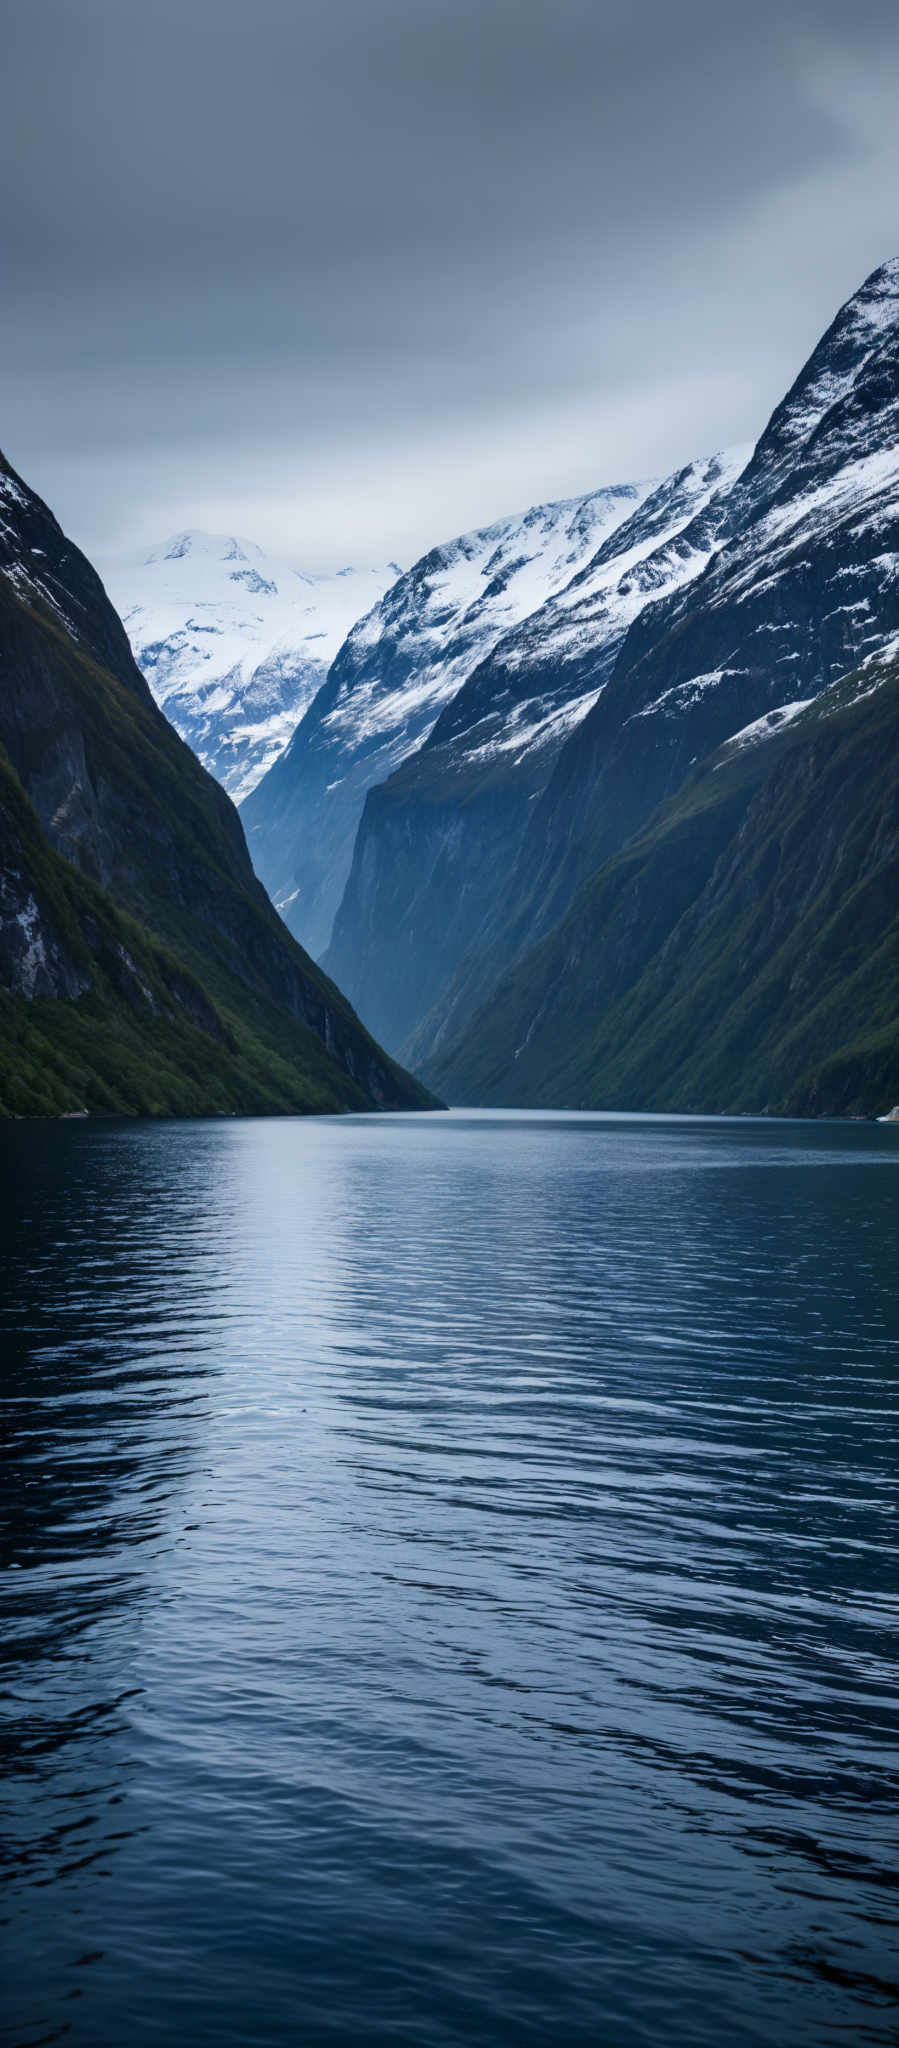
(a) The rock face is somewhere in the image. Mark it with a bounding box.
[103,531,400,802]
[423,659,899,1119]
[0,453,434,1117]
[322,449,746,1055]
[240,482,655,958]
[323,260,899,1074]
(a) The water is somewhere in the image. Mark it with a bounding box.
[2,1110,898,2047]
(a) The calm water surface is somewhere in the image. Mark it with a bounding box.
[2,1110,898,2047]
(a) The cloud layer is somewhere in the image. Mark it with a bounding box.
[4,0,899,568]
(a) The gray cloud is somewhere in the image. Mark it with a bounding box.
[4,0,899,569]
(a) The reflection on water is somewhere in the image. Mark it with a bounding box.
[2,1110,898,2047]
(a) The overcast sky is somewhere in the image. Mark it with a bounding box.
[4,0,899,572]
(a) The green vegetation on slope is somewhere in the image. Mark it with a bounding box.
[0,753,378,1117]
[424,665,899,1119]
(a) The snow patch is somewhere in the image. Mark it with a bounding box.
[717,699,814,758]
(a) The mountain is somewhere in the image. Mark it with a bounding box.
[422,656,899,1119]
[322,450,747,1056]
[0,453,434,1117]
[493,257,899,957]
[102,531,400,802]
[326,260,899,1076]
[240,482,655,957]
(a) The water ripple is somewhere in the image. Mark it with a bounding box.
[2,1111,898,2046]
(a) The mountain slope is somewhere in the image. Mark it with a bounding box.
[322,449,747,1055]
[0,454,434,1117]
[240,481,654,957]
[360,259,899,1073]
[497,258,899,958]
[423,659,899,1118]
[103,531,399,802]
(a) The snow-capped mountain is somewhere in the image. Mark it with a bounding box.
[321,447,748,1054]
[241,482,656,957]
[414,447,749,773]
[414,258,899,1094]
[507,256,899,940]
[321,260,899,1069]
[102,532,401,802]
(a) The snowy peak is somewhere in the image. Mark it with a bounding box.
[103,533,401,802]
[148,531,268,567]
[503,257,899,946]
[601,261,899,753]
[731,258,899,527]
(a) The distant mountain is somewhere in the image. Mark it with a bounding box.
[322,450,747,1055]
[323,261,899,1084]
[240,482,655,957]
[103,531,400,802]
[423,656,899,1119]
[0,455,433,1117]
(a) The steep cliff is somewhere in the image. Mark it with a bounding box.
[0,453,434,1116]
